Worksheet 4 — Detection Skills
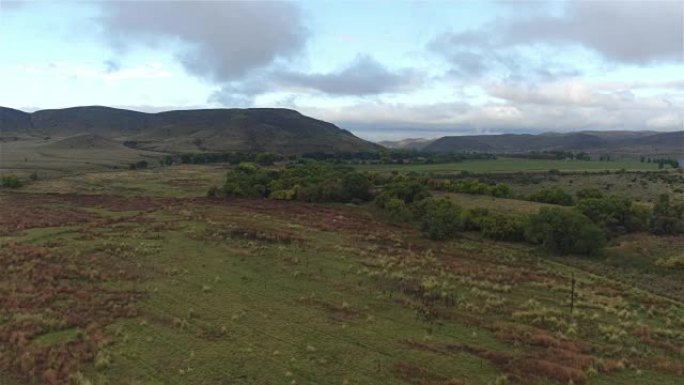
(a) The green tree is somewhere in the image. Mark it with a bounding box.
[222,162,274,197]
[524,207,605,255]
[529,187,574,206]
[416,198,463,240]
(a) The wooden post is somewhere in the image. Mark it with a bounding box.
[570,273,576,314]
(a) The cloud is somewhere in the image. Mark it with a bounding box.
[505,1,684,64]
[98,1,307,82]
[274,55,422,95]
[432,1,684,71]
[208,55,424,106]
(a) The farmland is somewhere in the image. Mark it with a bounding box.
[1,162,683,385]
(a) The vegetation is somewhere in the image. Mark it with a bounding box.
[2,153,683,385]
[524,207,606,255]
[0,174,22,188]
[528,186,575,205]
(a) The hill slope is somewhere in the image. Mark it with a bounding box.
[0,106,381,154]
[424,131,683,156]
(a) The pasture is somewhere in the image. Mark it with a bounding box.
[1,163,683,385]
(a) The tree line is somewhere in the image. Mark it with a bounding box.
[211,161,684,256]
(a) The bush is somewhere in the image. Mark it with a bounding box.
[375,179,429,208]
[529,187,574,206]
[221,162,274,197]
[576,188,603,200]
[575,195,644,236]
[416,198,463,240]
[524,207,605,255]
[650,194,684,235]
[460,207,490,231]
[383,198,415,222]
[480,214,525,242]
[0,174,22,188]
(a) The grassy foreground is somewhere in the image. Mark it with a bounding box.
[1,165,683,385]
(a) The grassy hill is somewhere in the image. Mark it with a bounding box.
[0,106,381,154]
[423,131,683,157]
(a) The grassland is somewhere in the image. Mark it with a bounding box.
[356,158,661,174]
[1,163,683,385]
[0,137,158,179]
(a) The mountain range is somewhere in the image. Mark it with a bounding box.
[0,106,380,154]
[384,131,683,157]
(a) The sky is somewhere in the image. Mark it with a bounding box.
[0,0,683,140]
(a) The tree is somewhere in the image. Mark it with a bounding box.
[480,214,525,242]
[576,188,603,200]
[650,194,684,235]
[416,198,463,240]
[221,162,274,197]
[529,187,574,206]
[524,207,605,255]
[576,195,644,236]
[375,179,429,208]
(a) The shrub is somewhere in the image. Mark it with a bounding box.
[375,179,429,208]
[529,187,574,206]
[576,195,644,236]
[576,188,603,200]
[0,174,22,188]
[383,198,415,222]
[650,194,684,235]
[461,207,490,231]
[221,162,274,197]
[416,198,463,240]
[524,207,605,255]
[480,214,525,242]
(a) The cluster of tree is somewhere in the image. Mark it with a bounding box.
[210,161,373,203]
[162,152,283,166]
[641,157,680,169]
[211,162,682,256]
[650,194,684,235]
[528,187,575,205]
[528,186,683,237]
[505,151,590,160]
[374,179,605,254]
[428,178,512,198]
[302,150,496,165]
[0,174,22,188]
[129,160,149,170]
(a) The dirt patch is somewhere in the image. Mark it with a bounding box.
[0,242,143,384]
[392,361,468,385]
[407,339,598,384]
[0,194,97,234]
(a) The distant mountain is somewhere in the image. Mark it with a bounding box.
[0,106,381,154]
[377,138,434,150]
[424,131,683,156]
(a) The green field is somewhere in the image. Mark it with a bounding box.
[356,158,661,173]
[1,163,683,385]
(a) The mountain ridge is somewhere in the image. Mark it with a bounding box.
[0,106,381,154]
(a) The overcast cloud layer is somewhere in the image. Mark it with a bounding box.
[1,0,683,140]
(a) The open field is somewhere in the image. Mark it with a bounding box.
[355,159,662,174]
[1,164,683,385]
[0,137,159,179]
[433,191,561,216]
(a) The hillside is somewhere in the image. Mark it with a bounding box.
[424,131,684,156]
[0,106,381,154]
